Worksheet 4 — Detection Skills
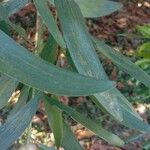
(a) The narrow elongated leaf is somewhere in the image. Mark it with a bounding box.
[44,99,63,148]
[42,36,63,148]
[0,30,115,96]
[33,0,66,48]
[0,10,27,40]
[49,0,122,18]
[0,18,28,40]
[113,89,142,120]
[0,20,9,35]
[55,0,122,121]
[121,105,150,132]
[0,74,18,109]
[0,1,29,40]
[92,89,142,121]
[94,38,150,88]
[45,97,124,146]
[54,0,150,132]
[93,88,142,121]
[0,0,29,16]
[0,92,42,150]
[93,40,150,131]
[74,0,122,18]
[55,0,105,79]
[62,122,83,150]
[40,36,58,64]
[8,20,28,40]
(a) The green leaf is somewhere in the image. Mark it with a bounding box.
[54,0,149,133]
[45,96,124,146]
[94,38,150,88]
[62,122,83,150]
[7,20,28,40]
[0,19,28,41]
[0,18,27,43]
[33,0,66,48]
[55,0,122,121]
[121,105,150,132]
[40,36,58,64]
[0,1,29,40]
[74,0,122,18]
[44,98,63,148]
[0,20,9,35]
[42,34,81,148]
[34,15,45,54]
[113,90,142,120]
[0,30,115,96]
[8,86,30,119]
[0,74,18,109]
[42,35,63,148]
[107,89,150,133]
[137,24,150,39]
[0,0,29,17]
[49,0,122,18]
[0,92,42,150]
[138,42,150,59]
[55,0,105,79]
[135,59,150,67]
[143,140,150,150]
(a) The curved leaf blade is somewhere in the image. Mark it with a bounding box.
[40,36,58,64]
[0,30,115,96]
[94,38,150,88]
[55,0,122,121]
[44,99,63,148]
[7,20,28,40]
[62,122,83,150]
[42,35,63,148]
[121,105,150,132]
[54,0,150,133]
[55,0,104,78]
[93,39,150,131]
[0,92,42,150]
[49,0,122,18]
[45,96,124,147]
[33,0,66,48]
[0,0,29,17]
[75,0,122,18]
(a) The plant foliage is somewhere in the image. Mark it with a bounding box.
[0,0,150,149]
